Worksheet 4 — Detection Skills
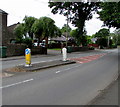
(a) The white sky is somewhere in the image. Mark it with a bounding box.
[0,0,115,35]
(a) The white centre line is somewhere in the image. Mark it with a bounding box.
[0,78,34,89]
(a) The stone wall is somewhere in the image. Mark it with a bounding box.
[6,44,26,57]
[6,44,47,57]
[31,46,43,55]
[67,46,89,53]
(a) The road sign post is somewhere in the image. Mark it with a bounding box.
[25,48,31,67]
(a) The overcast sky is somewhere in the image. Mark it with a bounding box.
[0,0,115,35]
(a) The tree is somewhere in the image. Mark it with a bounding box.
[55,26,62,37]
[70,28,87,46]
[98,2,120,29]
[95,28,110,38]
[32,17,61,47]
[114,29,120,45]
[94,28,110,48]
[86,35,93,44]
[70,29,80,45]
[41,17,59,38]
[61,24,71,34]
[48,2,100,46]
[14,23,33,48]
[14,23,24,43]
[23,16,37,39]
[31,18,44,45]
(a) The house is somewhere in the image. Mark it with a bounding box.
[48,35,76,48]
[7,22,20,44]
[0,9,8,46]
[0,9,20,45]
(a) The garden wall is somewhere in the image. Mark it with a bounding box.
[6,44,47,57]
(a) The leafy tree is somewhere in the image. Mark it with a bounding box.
[94,28,110,48]
[61,24,71,34]
[32,17,61,47]
[14,23,24,43]
[94,28,110,38]
[14,16,37,46]
[98,2,120,28]
[109,33,117,46]
[23,37,33,48]
[55,26,62,37]
[23,16,37,39]
[70,28,87,46]
[40,17,58,38]
[14,23,33,48]
[70,29,80,45]
[48,2,100,46]
[86,35,93,44]
[31,18,44,45]
[114,29,120,45]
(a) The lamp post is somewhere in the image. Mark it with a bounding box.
[66,8,69,47]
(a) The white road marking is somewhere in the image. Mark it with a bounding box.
[18,59,59,66]
[56,71,61,74]
[0,78,34,89]
[55,65,81,74]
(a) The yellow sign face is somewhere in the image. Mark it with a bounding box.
[25,48,31,65]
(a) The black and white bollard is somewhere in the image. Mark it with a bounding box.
[62,47,67,61]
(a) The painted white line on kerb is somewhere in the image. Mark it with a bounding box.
[0,78,34,89]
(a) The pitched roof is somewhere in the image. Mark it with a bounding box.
[0,9,8,14]
[7,22,20,33]
[50,35,67,42]
[49,35,74,42]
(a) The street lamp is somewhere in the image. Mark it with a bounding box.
[66,8,69,47]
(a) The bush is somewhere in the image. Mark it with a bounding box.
[112,45,117,48]
[89,46,95,50]
[23,38,33,48]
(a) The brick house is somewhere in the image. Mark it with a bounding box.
[7,22,20,44]
[0,9,8,46]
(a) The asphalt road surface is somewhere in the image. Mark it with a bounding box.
[2,49,118,105]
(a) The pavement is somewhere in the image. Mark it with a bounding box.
[89,48,119,106]
[89,77,118,106]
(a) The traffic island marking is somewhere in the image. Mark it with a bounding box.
[4,60,76,72]
[68,53,107,64]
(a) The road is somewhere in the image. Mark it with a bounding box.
[2,49,118,105]
[2,49,111,69]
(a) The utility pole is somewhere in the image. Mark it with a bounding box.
[66,8,69,47]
